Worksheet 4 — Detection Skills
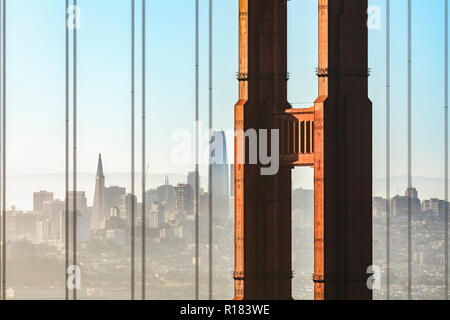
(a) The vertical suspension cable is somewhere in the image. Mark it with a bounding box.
[194,0,200,301]
[1,0,5,301]
[407,0,412,301]
[131,0,136,301]
[65,0,70,301]
[0,0,3,301]
[141,0,146,301]
[445,0,449,301]
[208,0,213,301]
[386,0,391,301]
[73,0,78,301]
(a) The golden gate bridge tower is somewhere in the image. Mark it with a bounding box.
[234,0,372,300]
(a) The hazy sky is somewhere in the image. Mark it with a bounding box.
[4,0,449,207]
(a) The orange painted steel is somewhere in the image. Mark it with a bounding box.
[234,0,372,300]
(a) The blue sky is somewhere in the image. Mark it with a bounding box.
[4,0,450,207]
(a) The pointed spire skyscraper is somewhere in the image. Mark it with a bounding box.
[90,154,106,231]
[96,153,104,178]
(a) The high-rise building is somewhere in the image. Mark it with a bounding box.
[33,191,53,213]
[68,191,88,216]
[406,187,418,199]
[59,210,90,244]
[104,186,126,214]
[119,193,138,226]
[36,220,54,243]
[149,202,166,229]
[391,187,421,217]
[211,130,230,222]
[102,207,126,230]
[42,199,64,220]
[187,171,200,193]
[42,199,65,237]
[65,191,89,241]
[157,178,175,210]
[422,198,448,219]
[211,130,229,198]
[91,154,106,231]
[175,184,194,214]
[372,197,386,218]
[146,189,158,205]
[149,202,166,230]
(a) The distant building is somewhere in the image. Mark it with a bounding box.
[422,198,448,219]
[292,188,314,212]
[149,202,166,229]
[211,131,229,198]
[146,189,158,205]
[175,184,194,214]
[91,154,106,231]
[59,211,89,244]
[292,188,314,226]
[119,193,138,226]
[33,191,53,213]
[157,180,175,210]
[36,219,54,243]
[90,154,128,231]
[211,130,230,223]
[373,197,386,217]
[6,207,18,239]
[68,191,88,216]
[187,171,200,194]
[104,186,126,214]
[42,199,65,237]
[406,187,418,200]
[391,187,420,217]
[102,207,126,230]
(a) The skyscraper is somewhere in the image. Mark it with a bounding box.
[187,171,200,194]
[149,202,166,229]
[211,130,229,198]
[406,187,418,199]
[42,199,65,237]
[119,193,137,226]
[157,176,175,210]
[211,130,229,222]
[36,220,54,243]
[68,191,88,215]
[59,210,90,244]
[90,154,106,231]
[175,184,194,214]
[33,191,53,213]
[104,186,126,214]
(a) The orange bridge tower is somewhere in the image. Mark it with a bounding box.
[234,0,372,300]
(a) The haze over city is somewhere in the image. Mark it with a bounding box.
[0,0,448,304]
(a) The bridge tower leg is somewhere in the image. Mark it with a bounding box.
[234,0,292,300]
[314,0,373,300]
